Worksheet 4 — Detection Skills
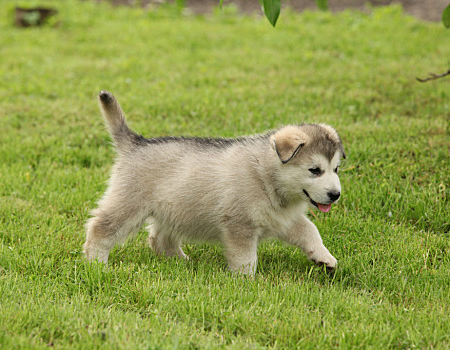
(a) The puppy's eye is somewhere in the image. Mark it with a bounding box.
[334,167,339,174]
[309,168,321,175]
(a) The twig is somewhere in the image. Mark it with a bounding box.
[416,70,450,83]
[308,208,319,221]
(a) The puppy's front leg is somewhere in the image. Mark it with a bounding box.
[284,216,337,269]
[222,228,258,276]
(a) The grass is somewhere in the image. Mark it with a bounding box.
[1,0,449,348]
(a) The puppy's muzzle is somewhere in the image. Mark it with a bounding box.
[327,191,340,202]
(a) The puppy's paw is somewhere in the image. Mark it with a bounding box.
[83,243,109,263]
[308,247,337,270]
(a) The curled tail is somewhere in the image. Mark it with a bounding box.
[98,91,141,152]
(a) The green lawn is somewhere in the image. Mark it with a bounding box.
[1,1,449,348]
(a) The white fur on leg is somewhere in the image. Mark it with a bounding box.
[83,242,110,263]
[282,216,337,269]
[307,244,337,268]
[146,218,189,260]
[222,231,258,276]
[229,258,257,276]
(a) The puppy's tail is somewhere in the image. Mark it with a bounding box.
[98,91,140,152]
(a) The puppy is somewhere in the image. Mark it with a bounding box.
[84,91,345,275]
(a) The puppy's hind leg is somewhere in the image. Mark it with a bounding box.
[84,193,149,263]
[147,219,189,260]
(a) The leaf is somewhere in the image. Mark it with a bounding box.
[316,0,329,11]
[443,4,450,28]
[219,0,223,10]
[262,0,281,27]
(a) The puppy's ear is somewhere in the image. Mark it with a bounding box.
[270,126,309,164]
[340,146,346,160]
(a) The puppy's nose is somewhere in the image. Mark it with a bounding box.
[327,191,341,202]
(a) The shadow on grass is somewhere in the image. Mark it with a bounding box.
[107,238,338,283]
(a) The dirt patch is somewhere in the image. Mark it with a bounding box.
[99,0,448,22]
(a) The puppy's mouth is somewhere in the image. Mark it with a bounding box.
[303,190,332,213]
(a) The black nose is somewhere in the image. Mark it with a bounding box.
[327,191,341,202]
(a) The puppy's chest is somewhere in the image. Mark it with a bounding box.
[260,201,307,237]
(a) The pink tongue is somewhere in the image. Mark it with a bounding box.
[317,203,332,213]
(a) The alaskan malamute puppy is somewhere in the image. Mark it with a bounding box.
[84,91,345,275]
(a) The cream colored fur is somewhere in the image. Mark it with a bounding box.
[84,91,345,275]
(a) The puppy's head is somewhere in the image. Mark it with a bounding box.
[270,124,345,212]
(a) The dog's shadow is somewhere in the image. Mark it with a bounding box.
[111,240,334,282]
[256,242,336,278]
